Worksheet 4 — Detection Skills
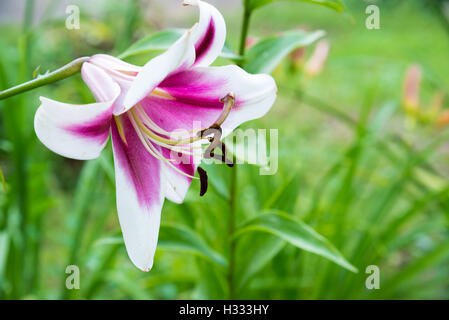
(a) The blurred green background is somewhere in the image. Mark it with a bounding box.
[1,0,449,299]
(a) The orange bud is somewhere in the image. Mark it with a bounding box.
[304,40,330,76]
[402,64,421,113]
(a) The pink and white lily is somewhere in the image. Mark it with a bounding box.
[34,0,277,271]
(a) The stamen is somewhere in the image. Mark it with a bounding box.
[150,88,175,100]
[129,110,200,180]
[132,108,203,146]
[126,92,236,185]
[197,167,208,196]
[216,92,235,127]
[114,116,127,145]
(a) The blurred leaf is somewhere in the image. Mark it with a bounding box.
[236,212,358,272]
[236,233,285,290]
[0,166,6,192]
[97,225,227,267]
[236,173,301,289]
[119,29,241,61]
[193,259,227,299]
[158,225,227,267]
[264,172,300,212]
[381,241,449,297]
[0,231,9,282]
[246,0,345,13]
[243,29,325,74]
[225,135,269,168]
[119,29,184,59]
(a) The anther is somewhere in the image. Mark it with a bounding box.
[197,166,208,197]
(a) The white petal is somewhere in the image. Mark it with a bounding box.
[121,30,196,115]
[111,116,165,271]
[81,62,122,102]
[89,54,141,75]
[185,0,227,67]
[34,64,120,160]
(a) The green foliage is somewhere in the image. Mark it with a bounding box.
[236,212,358,272]
[158,225,228,267]
[246,0,345,13]
[244,29,325,76]
[119,29,241,61]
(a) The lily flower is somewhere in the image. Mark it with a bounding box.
[34,0,277,271]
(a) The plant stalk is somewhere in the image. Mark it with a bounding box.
[0,57,89,101]
[228,1,252,300]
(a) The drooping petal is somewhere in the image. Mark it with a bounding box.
[34,63,120,160]
[89,54,141,76]
[143,65,277,135]
[160,146,199,204]
[121,29,196,115]
[88,55,141,115]
[81,62,122,102]
[110,115,165,272]
[184,0,226,67]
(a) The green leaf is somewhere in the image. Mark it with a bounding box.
[0,231,9,282]
[119,29,241,61]
[118,29,184,59]
[193,260,228,299]
[95,225,227,268]
[158,225,227,267]
[236,233,285,290]
[381,241,449,297]
[264,172,301,212]
[235,212,358,272]
[247,0,345,13]
[243,29,325,74]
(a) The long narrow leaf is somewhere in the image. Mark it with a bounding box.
[235,212,358,272]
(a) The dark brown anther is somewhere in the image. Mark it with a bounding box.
[199,125,234,167]
[197,166,208,197]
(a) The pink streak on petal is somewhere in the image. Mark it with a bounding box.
[64,108,112,143]
[141,96,220,133]
[161,147,195,182]
[111,116,162,208]
[158,69,228,108]
[194,18,215,65]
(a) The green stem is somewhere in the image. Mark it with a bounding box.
[227,2,252,300]
[0,57,89,101]
[238,4,251,57]
[228,160,237,299]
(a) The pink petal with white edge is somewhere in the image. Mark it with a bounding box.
[121,29,196,115]
[184,0,226,67]
[148,65,277,135]
[110,116,165,271]
[34,98,116,160]
[34,63,120,160]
